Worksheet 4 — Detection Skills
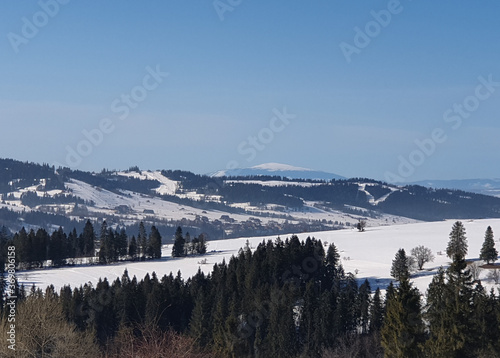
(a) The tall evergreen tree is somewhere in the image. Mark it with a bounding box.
[116,228,128,258]
[148,226,162,259]
[446,221,468,260]
[197,233,207,255]
[381,277,425,357]
[426,257,477,357]
[172,226,185,258]
[390,248,410,282]
[369,287,384,333]
[357,279,371,334]
[49,227,67,267]
[138,221,148,260]
[189,289,212,348]
[128,235,137,260]
[184,232,192,256]
[98,220,109,264]
[81,219,95,257]
[480,226,498,264]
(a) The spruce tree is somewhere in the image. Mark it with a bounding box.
[148,226,162,259]
[357,279,371,334]
[197,233,207,255]
[184,232,192,256]
[81,219,95,257]
[117,228,128,258]
[480,226,498,264]
[172,226,185,258]
[446,221,468,260]
[128,235,137,260]
[98,221,109,264]
[381,277,425,357]
[426,252,476,357]
[189,290,211,348]
[390,248,410,282]
[369,287,384,333]
[138,221,148,260]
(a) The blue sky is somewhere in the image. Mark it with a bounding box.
[0,1,499,182]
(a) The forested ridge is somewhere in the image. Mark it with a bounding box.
[2,158,500,232]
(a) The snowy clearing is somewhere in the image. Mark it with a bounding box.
[17,219,500,296]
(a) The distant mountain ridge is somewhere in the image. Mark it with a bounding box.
[211,163,345,181]
[410,178,500,198]
[1,158,500,239]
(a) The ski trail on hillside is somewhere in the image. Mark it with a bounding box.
[358,184,397,206]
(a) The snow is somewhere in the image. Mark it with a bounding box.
[225,180,322,188]
[358,183,398,206]
[117,170,178,195]
[251,163,313,172]
[143,171,178,196]
[17,219,500,295]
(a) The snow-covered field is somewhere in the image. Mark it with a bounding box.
[17,219,500,295]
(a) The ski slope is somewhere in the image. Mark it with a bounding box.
[17,219,500,295]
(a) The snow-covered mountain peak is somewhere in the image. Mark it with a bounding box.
[251,163,312,172]
[211,163,345,181]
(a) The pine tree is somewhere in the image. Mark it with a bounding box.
[49,227,67,267]
[369,287,384,333]
[189,290,212,348]
[480,226,498,264]
[108,229,118,262]
[446,221,468,260]
[197,233,207,255]
[426,252,476,357]
[81,219,95,257]
[390,248,410,282]
[381,277,425,357]
[172,226,185,258]
[148,226,162,259]
[357,279,371,334]
[184,232,192,256]
[300,281,320,356]
[98,221,109,264]
[128,235,137,260]
[116,228,128,258]
[138,221,148,260]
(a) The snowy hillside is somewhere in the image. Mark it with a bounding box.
[3,158,500,239]
[18,219,500,295]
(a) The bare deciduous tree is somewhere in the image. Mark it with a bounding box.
[469,261,483,281]
[488,269,500,285]
[0,293,100,358]
[411,245,435,270]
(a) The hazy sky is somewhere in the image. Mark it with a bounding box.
[1,1,499,182]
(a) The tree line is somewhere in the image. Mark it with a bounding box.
[0,221,500,356]
[0,221,208,270]
[382,221,500,357]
